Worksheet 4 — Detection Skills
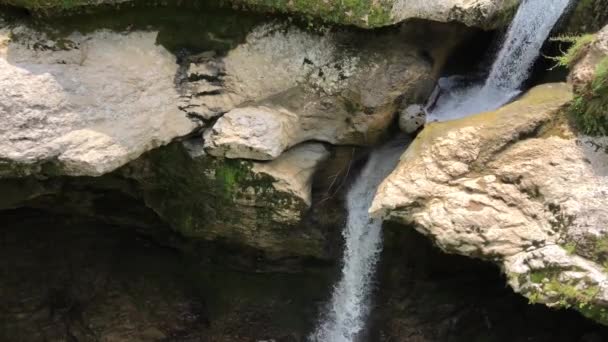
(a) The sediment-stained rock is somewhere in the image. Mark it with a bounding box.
[371,83,608,324]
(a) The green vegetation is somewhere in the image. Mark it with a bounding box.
[571,57,608,136]
[545,279,608,325]
[524,269,608,325]
[563,241,578,255]
[550,32,608,136]
[593,234,608,262]
[565,0,608,34]
[228,0,393,27]
[549,34,596,69]
[0,0,394,27]
[1,0,86,11]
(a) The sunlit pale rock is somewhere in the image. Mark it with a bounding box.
[0,28,198,177]
[372,83,608,324]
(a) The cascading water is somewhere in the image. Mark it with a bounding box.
[311,140,406,342]
[311,1,574,340]
[427,0,572,122]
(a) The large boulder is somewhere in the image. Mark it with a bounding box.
[371,83,608,325]
[197,22,467,160]
[0,28,198,177]
[1,0,519,29]
[389,0,520,29]
[120,140,333,259]
[0,18,468,170]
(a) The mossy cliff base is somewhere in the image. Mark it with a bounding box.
[1,0,519,29]
[122,141,333,261]
[567,25,608,136]
[0,141,338,263]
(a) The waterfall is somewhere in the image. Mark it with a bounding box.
[427,0,572,122]
[311,1,574,340]
[311,140,406,342]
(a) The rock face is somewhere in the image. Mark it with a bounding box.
[120,141,331,259]
[0,20,456,173]
[569,25,608,92]
[0,14,468,261]
[371,83,608,324]
[565,0,608,34]
[390,0,520,29]
[0,140,333,260]
[2,0,519,29]
[568,25,608,136]
[196,22,465,160]
[0,28,198,177]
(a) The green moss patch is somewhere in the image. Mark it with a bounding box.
[549,34,596,69]
[228,0,393,27]
[1,0,395,28]
[118,142,324,259]
[571,57,608,136]
[564,0,608,34]
[523,269,608,325]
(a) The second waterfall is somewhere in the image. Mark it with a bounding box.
[311,0,574,341]
[311,140,406,342]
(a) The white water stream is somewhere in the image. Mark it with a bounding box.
[312,0,573,340]
[311,141,405,342]
[428,0,572,122]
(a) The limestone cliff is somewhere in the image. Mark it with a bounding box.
[371,83,608,324]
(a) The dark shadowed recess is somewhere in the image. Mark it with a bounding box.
[368,222,608,342]
[0,208,332,342]
[3,205,608,342]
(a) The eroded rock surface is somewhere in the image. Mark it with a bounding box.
[0,15,467,261]
[0,28,198,177]
[371,83,608,324]
[0,140,333,260]
[569,25,608,92]
[2,0,519,29]
[197,23,465,160]
[391,0,520,29]
[120,140,331,259]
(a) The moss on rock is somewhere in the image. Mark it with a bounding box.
[228,0,392,27]
[521,269,608,326]
[570,57,608,135]
[121,142,327,260]
[564,0,608,34]
[1,0,393,27]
